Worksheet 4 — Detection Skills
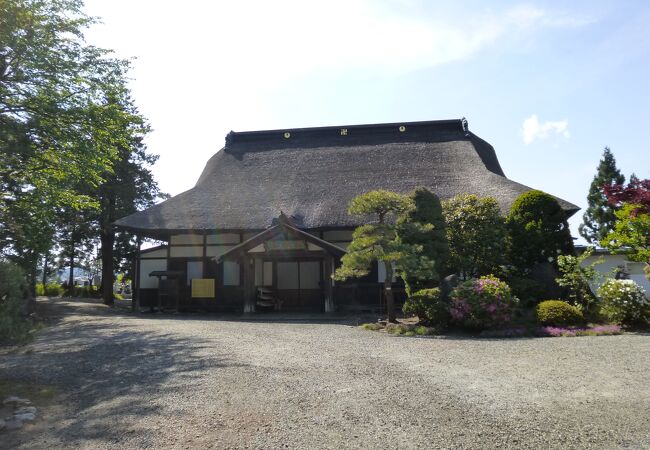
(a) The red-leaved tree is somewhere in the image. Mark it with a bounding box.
[604,178,650,215]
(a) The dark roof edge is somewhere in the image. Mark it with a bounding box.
[224,118,467,151]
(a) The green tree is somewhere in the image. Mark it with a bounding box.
[442,194,506,279]
[93,96,165,305]
[579,147,625,243]
[334,190,432,323]
[1,0,163,298]
[0,0,130,211]
[506,190,575,273]
[397,188,448,294]
[601,204,650,277]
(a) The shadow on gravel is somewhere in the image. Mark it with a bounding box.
[0,307,246,448]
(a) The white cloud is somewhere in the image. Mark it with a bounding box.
[81,1,593,195]
[522,114,570,145]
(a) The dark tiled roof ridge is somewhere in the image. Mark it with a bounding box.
[224,118,468,152]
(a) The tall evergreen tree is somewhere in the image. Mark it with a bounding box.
[579,147,625,244]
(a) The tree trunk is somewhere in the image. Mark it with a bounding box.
[384,262,396,323]
[28,257,37,310]
[101,193,116,306]
[42,254,48,286]
[68,243,74,296]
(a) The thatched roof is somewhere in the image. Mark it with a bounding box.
[115,119,579,236]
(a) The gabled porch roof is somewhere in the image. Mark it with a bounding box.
[216,213,347,263]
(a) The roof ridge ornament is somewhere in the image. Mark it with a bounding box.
[277,211,295,227]
[225,131,235,148]
[461,117,469,136]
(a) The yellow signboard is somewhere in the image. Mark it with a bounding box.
[191,278,215,298]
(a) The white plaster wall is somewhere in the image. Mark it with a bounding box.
[582,254,650,298]
[141,248,168,259]
[139,259,167,288]
[206,233,240,244]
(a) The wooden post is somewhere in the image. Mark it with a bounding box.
[324,256,335,313]
[242,256,255,313]
[134,235,142,312]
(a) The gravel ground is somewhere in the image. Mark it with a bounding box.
[1,298,649,449]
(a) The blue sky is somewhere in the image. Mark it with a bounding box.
[83,0,650,242]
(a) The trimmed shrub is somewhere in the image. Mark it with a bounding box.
[506,190,574,273]
[597,279,649,326]
[536,300,583,326]
[449,275,518,330]
[402,288,449,328]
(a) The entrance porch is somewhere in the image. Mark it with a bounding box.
[217,213,344,314]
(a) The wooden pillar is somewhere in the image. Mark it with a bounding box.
[324,256,335,313]
[242,255,255,313]
[133,235,142,312]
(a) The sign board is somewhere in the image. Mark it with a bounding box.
[191,278,215,298]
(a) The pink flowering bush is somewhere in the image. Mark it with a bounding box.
[449,275,518,330]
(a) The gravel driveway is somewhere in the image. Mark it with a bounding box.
[1,299,649,449]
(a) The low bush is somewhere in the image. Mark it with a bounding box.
[64,285,100,298]
[597,279,649,326]
[449,275,518,330]
[46,283,64,297]
[0,261,32,345]
[402,288,449,328]
[360,323,382,331]
[36,283,64,297]
[536,300,584,326]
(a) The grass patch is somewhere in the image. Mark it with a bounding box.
[360,323,383,331]
[360,322,441,337]
[414,325,437,336]
[385,324,406,335]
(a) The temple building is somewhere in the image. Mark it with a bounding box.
[115,118,579,313]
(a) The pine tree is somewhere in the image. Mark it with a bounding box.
[579,147,625,244]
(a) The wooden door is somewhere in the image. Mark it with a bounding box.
[275,259,323,312]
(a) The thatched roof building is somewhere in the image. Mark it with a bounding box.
[115,118,578,237]
[116,118,578,315]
